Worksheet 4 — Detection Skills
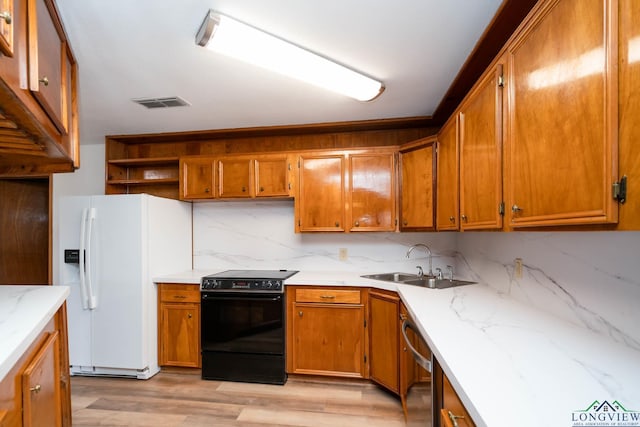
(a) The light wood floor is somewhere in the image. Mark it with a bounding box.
[71,371,431,426]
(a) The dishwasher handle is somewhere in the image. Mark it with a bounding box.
[402,319,432,373]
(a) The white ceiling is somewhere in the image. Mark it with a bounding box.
[55,0,503,145]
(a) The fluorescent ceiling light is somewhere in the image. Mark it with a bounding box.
[195,10,385,102]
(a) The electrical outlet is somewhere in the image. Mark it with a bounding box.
[339,248,348,261]
[514,258,523,279]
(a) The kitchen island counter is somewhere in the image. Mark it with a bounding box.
[0,285,69,382]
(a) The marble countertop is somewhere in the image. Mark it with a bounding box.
[0,286,70,382]
[154,270,640,427]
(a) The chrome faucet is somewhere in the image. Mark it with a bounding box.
[406,244,433,277]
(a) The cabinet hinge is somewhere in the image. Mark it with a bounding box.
[297,159,301,168]
[298,219,301,227]
[498,74,505,88]
[288,182,291,190]
[364,354,367,364]
[288,163,291,171]
[498,202,505,216]
[613,176,627,204]
[364,319,367,328]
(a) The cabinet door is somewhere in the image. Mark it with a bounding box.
[159,303,200,368]
[27,0,74,135]
[619,0,640,229]
[349,152,396,231]
[296,154,345,232]
[291,304,365,377]
[506,0,617,227]
[218,158,252,198]
[255,156,290,197]
[399,304,416,404]
[0,0,14,56]
[180,157,215,199]
[369,291,399,394]
[22,331,61,427]
[459,64,504,230]
[436,117,460,230]
[399,142,435,230]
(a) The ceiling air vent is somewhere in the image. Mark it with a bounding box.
[132,96,191,109]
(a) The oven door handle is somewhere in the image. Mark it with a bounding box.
[201,294,282,302]
[402,319,432,373]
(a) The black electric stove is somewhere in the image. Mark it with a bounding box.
[200,270,298,385]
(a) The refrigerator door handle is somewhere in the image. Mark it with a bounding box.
[79,208,89,310]
[86,208,98,310]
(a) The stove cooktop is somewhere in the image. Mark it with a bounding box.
[201,270,299,292]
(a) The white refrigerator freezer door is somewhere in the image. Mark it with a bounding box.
[89,195,146,371]
[58,196,93,368]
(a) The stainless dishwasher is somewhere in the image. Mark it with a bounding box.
[402,317,435,426]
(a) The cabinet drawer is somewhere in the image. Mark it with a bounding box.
[159,284,200,303]
[295,288,361,304]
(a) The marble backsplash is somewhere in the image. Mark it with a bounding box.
[193,201,640,348]
[192,200,457,274]
[455,232,640,350]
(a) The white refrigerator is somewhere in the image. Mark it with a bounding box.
[56,194,192,379]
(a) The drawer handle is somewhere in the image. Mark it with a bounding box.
[320,295,335,299]
[39,76,49,86]
[0,11,11,24]
[447,410,465,427]
[30,384,41,394]
[173,295,186,299]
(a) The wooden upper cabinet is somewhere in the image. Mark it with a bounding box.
[436,117,459,231]
[0,0,14,56]
[255,156,290,197]
[505,0,618,227]
[618,0,640,229]
[296,153,345,232]
[459,63,504,231]
[399,139,435,231]
[28,0,75,137]
[349,152,396,231]
[180,157,215,199]
[218,158,252,198]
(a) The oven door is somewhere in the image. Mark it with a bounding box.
[200,291,286,384]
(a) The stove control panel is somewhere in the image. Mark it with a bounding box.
[201,278,284,292]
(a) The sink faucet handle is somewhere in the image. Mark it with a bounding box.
[416,266,424,278]
[435,267,443,280]
[446,265,454,281]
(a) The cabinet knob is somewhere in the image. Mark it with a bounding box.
[260,187,264,192]
[354,221,359,227]
[298,311,303,317]
[335,221,340,227]
[30,384,41,394]
[461,214,468,222]
[187,313,192,319]
[39,76,49,86]
[403,220,408,226]
[242,186,246,192]
[0,11,11,24]
[512,204,523,213]
[204,188,210,193]
[449,216,455,223]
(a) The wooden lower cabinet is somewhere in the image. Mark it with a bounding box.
[157,284,201,368]
[286,286,366,378]
[434,358,476,427]
[0,306,70,427]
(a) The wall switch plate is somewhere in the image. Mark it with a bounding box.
[339,248,348,261]
[514,258,523,279]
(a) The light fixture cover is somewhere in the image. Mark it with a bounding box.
[195,10,384,102]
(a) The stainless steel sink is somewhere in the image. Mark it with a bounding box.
[362,272,419,282]
[362,272,476,289]
[402,278,476,289]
